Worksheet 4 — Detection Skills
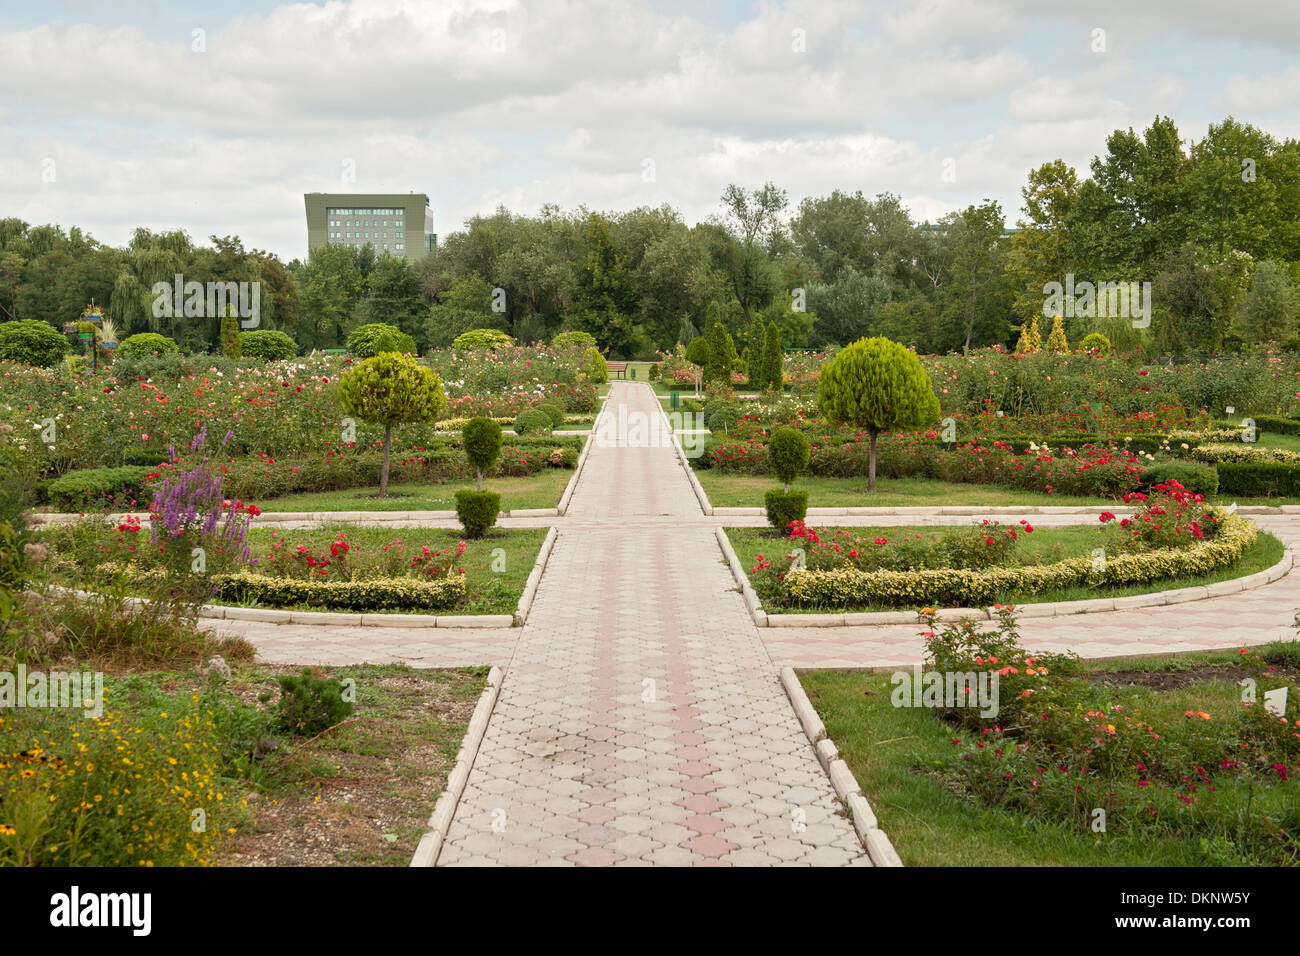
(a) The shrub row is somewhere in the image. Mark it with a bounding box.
[781,516,1258,608]
[1215,462,1300,498]
[215,570,467,611]
[38,465,154,509]
[1252,414,1300,436]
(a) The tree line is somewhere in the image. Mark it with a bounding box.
[1,115,1297,358]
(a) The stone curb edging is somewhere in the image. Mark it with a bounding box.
[778,666,903,868]
[649,389,712,516]
[558,400,604,515]
[27,508,557,527]
[411,664,504,868]
[50,525,566,629]
[514,527,558,626]
[716,528,1295,628]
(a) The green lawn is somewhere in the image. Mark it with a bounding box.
[726,525,1285,612]
[800,657,1262,866]
[255,469,574,512]
[242,525,547,615]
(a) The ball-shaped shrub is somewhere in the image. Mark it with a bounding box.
[239,329,298,360]
[462,416,503,491]
[768,427,810,492]
[0,320,69,367]
[818,336,940,491]
[347,322,416,358]
[514,408,553,436]
[455,489,501,539]
[552,330,596,350]
[536,401,566,428]
[583,346,608,385]
[453,328,514,351]
[1080,332,1111,354]
[117,333,179,359]
[685,337,711,368]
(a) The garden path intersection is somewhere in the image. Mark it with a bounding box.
[206,382,1300,866]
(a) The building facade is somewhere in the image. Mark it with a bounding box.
[304,192,435,261]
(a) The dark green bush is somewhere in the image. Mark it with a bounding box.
[768,427,810,491]
[536,401,566,428]
[764,489,809,532]
[347,322,416,358]
[551,330,596,350]
[117,333,179,358]
[276,668,354,736]
[1216,461,1300,497]
[41,465,154,510]
[462,416,503,491]
[0,320,69,367]
[513,408,553,436]
[1140,460,1219,496]
[453,328,513,350]
[1253,415,1300,436]
[455,489,501,538]
[239,329,298,360]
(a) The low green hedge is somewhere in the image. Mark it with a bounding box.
[1252,415,1300,436]
[1138,460,1219,496]
[782,516,1258,609]
[1215,462,1300,497]
[216,570,466,611]
[40,465,154,509]
[1188,444,1300,465]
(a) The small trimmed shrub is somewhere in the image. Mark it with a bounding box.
[768,427,809,493]
[220,311,241,358]
[463,416,503,491]
[117,333,178,358]
[347,322,416,358]
[455,489,501,538]
[513,408,553,436]
[276,668,355,736]
[0,320,68,367]
[1139,460,1218,497]
[552,330,596,350]
[764,489,809,532]
[41,465,154,510]
[536,401,566,428]
[1079,332,1111,354]
[453,328,514,351]
[239,329,297,360]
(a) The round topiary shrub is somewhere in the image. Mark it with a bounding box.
[764,489,808,532]
[0,320,69,367]
[117,332,179,359]
[768,427,810,493]
[703,399,738,433]
[514,408,553,436]
[462,416,503,491]
[1080,332,1112,354]
[536,401,566,428]
[455,489,501,539]
[239,329,298,360]
[453,328,514,351]
[347,322,416,358]
[552,330,596,350]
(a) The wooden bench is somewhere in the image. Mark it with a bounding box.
[607,361,629,379]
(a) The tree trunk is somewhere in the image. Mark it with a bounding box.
[476,467,484,493]
[783,479,790,494]
[380,423,392,497]
[868,430,878,492]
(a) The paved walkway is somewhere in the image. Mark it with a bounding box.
[436,384,866,865]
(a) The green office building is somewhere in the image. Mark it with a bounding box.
[304,192,435,261]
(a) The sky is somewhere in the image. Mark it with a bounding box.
[1,0,1298,262]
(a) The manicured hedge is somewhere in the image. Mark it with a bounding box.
[1252,415,1300,436]
[782,516,1257,608]
[215,570,466,611]
[1138,460,1219,496]
[41,465,154,510]
[1215,462,1300,497]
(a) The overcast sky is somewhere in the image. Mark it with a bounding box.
[2,0,1298,262]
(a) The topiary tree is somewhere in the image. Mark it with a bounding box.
[348,322,416,358]
[453,328,514,350]
[462,416,502,493]
[684,337,711,394]
[760,320,783,390]
[338,352,446,496]
[705,318,734,386]
[768,426,809,494]
[1044,314,1069,353]
[817,336,941,491]
[743,321,765,386]
[552,330,596,350]
[239,329,298,360]
[117,332,178,358]
[1023,316,1043,352]
[0,320,68,367]
[1079,332,1111,354]
[459,416,503,537]
[220,308,242,359]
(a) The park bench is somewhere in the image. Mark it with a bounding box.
[608,361,629,379]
